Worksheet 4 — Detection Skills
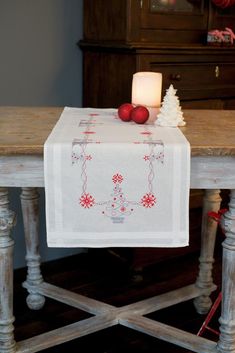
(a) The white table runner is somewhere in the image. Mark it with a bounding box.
[44,107,190,248]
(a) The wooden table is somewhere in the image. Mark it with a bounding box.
[0,107,235,353]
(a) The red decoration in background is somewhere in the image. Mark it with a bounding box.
[207,208,228,224]
[208,27,235,46]
[212,0,235,8]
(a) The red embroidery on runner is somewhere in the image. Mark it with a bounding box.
[141,193,156,208]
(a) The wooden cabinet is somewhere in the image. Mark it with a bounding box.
[80,0,235,110]
[79,0,235,273]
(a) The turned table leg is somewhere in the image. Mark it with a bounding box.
[217,189,235,353]
[194,189,221,314]
[0,188,16,353]
[21,187,45,310]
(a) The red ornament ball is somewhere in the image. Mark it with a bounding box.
[118,103,133,121]
[131,106,149,124]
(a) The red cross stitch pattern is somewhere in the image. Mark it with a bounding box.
[141,193,156,208]
[80,193,95,208]
[143,155,150,161]
[112,174,123,184]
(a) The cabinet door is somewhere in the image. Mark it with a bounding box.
[139,0,208,42]
[209,1,235,30]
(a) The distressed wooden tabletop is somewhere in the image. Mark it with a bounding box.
[0,106,234,156]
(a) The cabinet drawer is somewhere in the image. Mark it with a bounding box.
[149,63,235,100]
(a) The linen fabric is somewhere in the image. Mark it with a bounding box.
[44,107,190,248]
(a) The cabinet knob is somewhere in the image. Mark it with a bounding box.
[215,66,220,78]
[170,73,181,81]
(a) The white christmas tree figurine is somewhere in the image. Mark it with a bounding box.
[156,84,186,127]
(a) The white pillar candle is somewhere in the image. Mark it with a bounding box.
[131,72,162,123]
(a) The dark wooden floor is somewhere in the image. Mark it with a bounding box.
[14,244,223,353]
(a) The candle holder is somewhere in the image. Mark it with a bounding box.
[131,72,162,124]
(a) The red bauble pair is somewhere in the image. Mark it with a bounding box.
[118,103,149,124]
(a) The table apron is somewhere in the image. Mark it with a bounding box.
[0,155,234,189]
[190,155,235,189]
[0,155,44,187]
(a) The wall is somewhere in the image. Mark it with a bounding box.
[0,0,84,268]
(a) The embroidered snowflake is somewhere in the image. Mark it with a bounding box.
[79,193,95,208]
[112,173,123,184]
[141,193,156,208]
[143,155,150,161]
